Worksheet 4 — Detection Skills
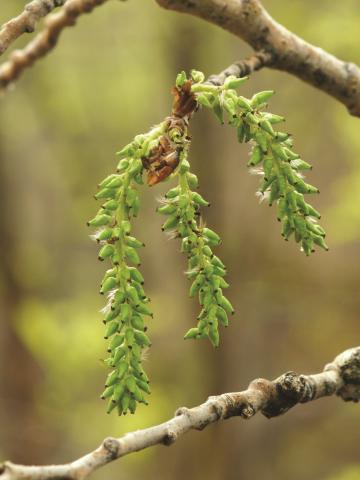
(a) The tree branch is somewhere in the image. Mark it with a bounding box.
[2,0,358,119]
[0,347,359,480]
[156,0,360,117]
[0,0,67,56]
[0,0,108,89]
[206,50,272,85]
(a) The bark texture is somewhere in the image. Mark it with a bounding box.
[0,347,359,480]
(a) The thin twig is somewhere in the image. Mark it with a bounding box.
[0,0,67,56]
[0,0,108,89]
[206,51,273,85]
[0,347,359,480]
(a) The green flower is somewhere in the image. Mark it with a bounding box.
[190,73,328,255]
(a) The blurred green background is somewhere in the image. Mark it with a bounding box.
[0,1,359,479]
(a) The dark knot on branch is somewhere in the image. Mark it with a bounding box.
[333,347,360,402]
[102,437,120,460]
[260,371,310,418]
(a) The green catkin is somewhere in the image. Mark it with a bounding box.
[189,71,328,255]
[89,137,161,415]
[158,134,233,346]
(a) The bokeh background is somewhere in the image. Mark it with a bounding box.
[0,1,359,479]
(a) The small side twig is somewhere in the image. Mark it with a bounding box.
[0,0,66,56]
[0,0,108,89]
[207,51,273,86]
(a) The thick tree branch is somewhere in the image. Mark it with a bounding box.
[0,0,108,89]
[1,0,359,119]
[0,0,67,56]
[156,0,360,117]
[0,347,359,480]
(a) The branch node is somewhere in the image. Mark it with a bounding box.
[240,404,256,419]
[260,372,308,418]
[102,437,120,459]
[175,406,189,417]
[334,347,360,402]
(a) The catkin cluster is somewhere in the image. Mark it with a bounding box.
[89,69,328,414]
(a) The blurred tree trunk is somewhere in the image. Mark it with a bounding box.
[0,151,45,464]
[159,20,276,480]
[152,19,232,480]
